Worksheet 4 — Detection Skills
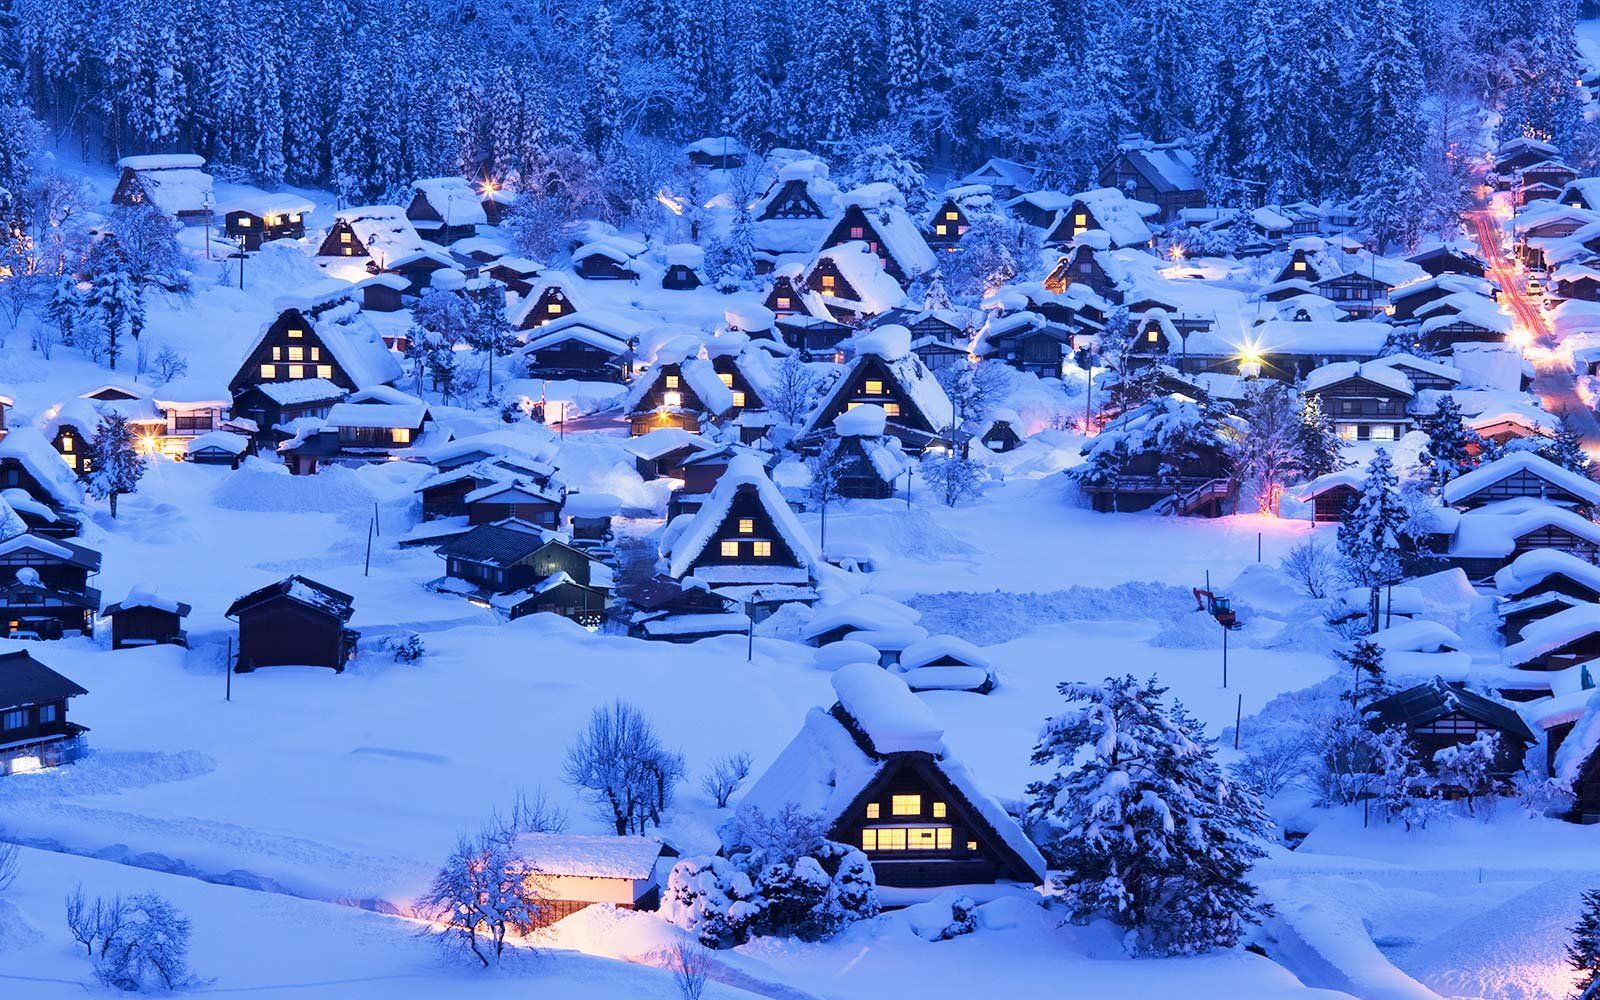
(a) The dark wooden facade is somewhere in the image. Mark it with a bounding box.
[1310,483,1359,522]
[677,487,803,576]
[662,264,703,290]
[1306,375,1413,442]
[810,356,945,448]
[924,198,972,248]
[316,219,370,258]
[517,285,578,331]
[1364,680,1535,778]
[224,209,306,251]
[226,576,358,673]
[1449,467,1598,511]
[467,484,562,527]
[0,650,89,776]
[819,206,909,283]
[763,275,804,315]
[757,179,826,221]
[229,309,356,396]
[0,538,100,639]
[103,600,191,649]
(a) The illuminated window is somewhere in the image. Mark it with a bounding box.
[238,217,252,227]
[548,302,563,314]
[718,373,734,387]
[663,391,682,407]
[945,210,958,221]
[288,364,305,379]
[340,231,352,243]
[866,803,880,819]
[891,794,921,816]
[957,225,968,235]
[290,213,302,223]
[821,275,836,290]
[872,828,907,850]
[310,347,321,360]
[288,346,304,361]
[753,541,772,557]
[846,401,862,411]
[392,428,412,444]
[883,403,901,417]
[932,801,947,818]
[908,828,953,850]
[935,224,948,235]
[1074,213,1087,227]
[732,391,746,407]
[720,540,740,557]
[259,364,275,379]
[272,347,282,360]
[59,436,73,454]
[738,518,754,534]
[1293,260,1307,272]
[775,297,792,309]
[343,248,354,256]
[665,375,680,389]
[862,829,878,850]
[864,380,884,395]
[849,226,865,239]
[288,328,304,338]
[317,365,333,379]
[966,840,978,851]
[1147,330,1159,343]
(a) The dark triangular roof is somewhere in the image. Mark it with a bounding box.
[225,575,355,621]
[437,520,557,567]
[1364,677,1537,744]
[0,650,88,709]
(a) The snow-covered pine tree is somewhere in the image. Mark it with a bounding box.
[45,276,81,348]
[1295,393,1344,480]
[1337,449,1410,626]
[1027,675,1273,955]
[1568,889,1600,998]
[1351,0,1430,249]
[82,239,140,370]
[1539,421,1593,477]
[1229,380,1302,513]
[584,0,623,155]
[1338,638,1388,704]
[721,201,757,290]
[885,1,920,117]
[1418,394,1477,490]
[921,270,953,312]
[85,411,146,518]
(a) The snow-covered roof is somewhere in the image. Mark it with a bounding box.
[254,378,348,406]
[804,242,906,319]
[664,454,816,579]
[119,156,213,215]
[410,177,489,228]
[840,185,938,279]
[624,426,714,461]
[325,396,428,430]
[329,205,428,261]
[247,288,403,390]
[1368,620,1463,654]
[1295,468,1363,501]
[0,428,83,508]
[1070,187,1157,247]
[1503,603,1600,666]
[832,661,943,754]
[1366,353,1462,384]
[1554,689,1600,782]
[216,192,315,218]
[118,153,205,171]
[524,310,644,355]
[834,403,888,438]
[185,430,249,456]
[1301,361,1414,396]
[152,378,232,409]
[1493,548,1600,598]
[104,584,189,616]
[1443,452,1600,507]
[1452,502,1600,558]
[898,635,991,672]
[511,833,665,880]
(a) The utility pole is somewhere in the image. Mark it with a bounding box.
[364,518,374,577]
[225,637,232,702]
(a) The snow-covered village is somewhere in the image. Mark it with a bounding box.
[12,1,1600,998]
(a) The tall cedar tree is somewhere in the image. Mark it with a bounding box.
[1338,450,1410,629]
[1296,394,1345,480]
[1568,889,1600,998]
[85,412,146,518]
[1418,394,1477,490]
[1028,675,1273,955]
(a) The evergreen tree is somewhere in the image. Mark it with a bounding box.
[1295,394,1344,480]
[1028,675,1273,955]
[1338,638,1389,704]
[1351,0,1431,248]
[885,0,920,117]
[1539,421,1593,477]
[1418,394,1477,490]
[82,237,140,369]
[1338,450,1410,627]
[585,0,623,155]
[1567,889,1600,998]
[85,411,146,518]
[46,276,81,347]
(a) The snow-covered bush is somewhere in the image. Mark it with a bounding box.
[661,855,761,948]
[929,895,978,941]
[1281,537,1339,600]
[1027,675,1272,955]
[386,634,425,664]
[1433,732,1500,813]
[920,451,984,507]
[65,888,194,992]
[1511,764,1573,818]
[1368,725,1435,831]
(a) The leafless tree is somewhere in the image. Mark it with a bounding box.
[670,939,714,1000]
[805,440,846,552]
[766,354,817,426]
[1282,537,1339,599]
[564,701,685,835]
[700,752,753,809]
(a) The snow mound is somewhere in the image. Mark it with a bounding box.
[814,639,882,670]
[213,459,378,514]
[0,899,43,953]
[832,661,944,754]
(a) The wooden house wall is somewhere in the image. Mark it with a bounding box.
[574,256,639,281]
[0,550,91,593]
[828,755,1012,888]
[805,258,861,303]
[0,697,73,744]
[759,180,824,221]
[1312,485,1359,522]
[422,478,484,520]
[1452,470,1590,510]
[925,200,969,247]
[821,206,903,281]
[229,309,355,395]
[1405,715,1529,775]
[52,426,92,477]
[236,599,347,671]
[110,606,185,649]
[817,357,937,434]
[519,287,576,330]
[316,220,369,258]
[527,341,627,382]
[835,438,896,499]
[225,210,305,250]
[467,499,561,526]
[764,277,803,314]
[686,487,803,572]
[1512,525,1600,563]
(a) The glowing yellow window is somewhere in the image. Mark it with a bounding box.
[317,365,332,379]
[59,436,73,453]
[720,540,740,557]
[272,347,282,360]
[966,840,978,851]
[547,302,563,314]
[718,372,734,387]
[776,297,792,309]
[259,364,275,379]
[732,391,746,407]
[343,248,354,256]
[945,210,958,220]
[821,275,836,290]
[846,401,861,410]
[287,328,304,338]
[862,829,877,850]
[238,217,252,227]
[738,518,754,534]
[864,380,884,395]
[288,365,305,379]
[866,803,880,819]
[663,391,682,407]
[392,428,412,444]
[874,828,907,850]
[1293,260,1307,272]
[753,541,772,557]
[310,347,321,360]
[290,213,302,223]
[340,231,352,243]
[1074,213,1087,226]
[288,346,304,361]
[935,224,948,235]
[665,375,680,389]
[1147,330,1159,342]
[891,794,921,816]
[883,403,901,417]
[932,802,947,818]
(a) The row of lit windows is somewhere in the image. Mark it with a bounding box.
[720,540,772,558]
[862,827,955,851]
[237,213,303,227]
[932,223,970,237]
[260,364,334,381]
[867,795,945,819]
[271,345,322,362]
